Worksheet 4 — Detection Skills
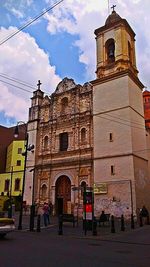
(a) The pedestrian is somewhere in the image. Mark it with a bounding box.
[140,205,149,217]
[43,202,49,226]
[140,205,149,224]
[49,202,53,215]
[99,210,107,226]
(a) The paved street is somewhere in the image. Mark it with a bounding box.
[0,216,150,267]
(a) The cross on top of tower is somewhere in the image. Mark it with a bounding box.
[37,80,42,90]
[111,4,116,12]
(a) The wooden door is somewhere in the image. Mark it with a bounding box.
[55,176,71,214]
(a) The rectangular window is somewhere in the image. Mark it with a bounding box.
[15,179,20,191]
[16,160,21,166]
[18,148,22,154]
[59,132,68,151]
[111,165,115,175]
[109,133,113,142]
[4,180,10,192]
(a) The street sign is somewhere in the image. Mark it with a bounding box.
[72,186,93,191]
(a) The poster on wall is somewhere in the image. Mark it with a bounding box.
[94,183,107,194]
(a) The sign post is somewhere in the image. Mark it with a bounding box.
[83,189,93,235]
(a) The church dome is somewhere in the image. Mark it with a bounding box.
[105,11,122,25]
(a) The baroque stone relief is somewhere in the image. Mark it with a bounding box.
[40,107,50,122]
[41,96,50,106]
[55,77,76,94]
[81,82,92,93]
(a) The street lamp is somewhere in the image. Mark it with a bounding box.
[8,166,13,218]
[29,168,35,231]
[14,122,34,230]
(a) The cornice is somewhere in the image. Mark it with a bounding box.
[90,69,144,90]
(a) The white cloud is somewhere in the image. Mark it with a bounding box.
[11,8,24,19]
[0,27,61,122]
[45,0,108,81]
[45,0,150,86]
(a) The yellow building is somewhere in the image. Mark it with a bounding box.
[0,140,25,199]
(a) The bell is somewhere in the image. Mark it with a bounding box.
[109,49,114,58]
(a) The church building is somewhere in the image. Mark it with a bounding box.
[25,9,150,217]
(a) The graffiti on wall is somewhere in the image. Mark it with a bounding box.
[94,197,131,218]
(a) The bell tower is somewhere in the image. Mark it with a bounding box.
[95,8,138,78]
[24,80,44,205]
[92,8,150,217]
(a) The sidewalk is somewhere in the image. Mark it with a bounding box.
[13,212,149,239]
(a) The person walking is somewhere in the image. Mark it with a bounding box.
[140,205,149,225]
[43,202,49,226]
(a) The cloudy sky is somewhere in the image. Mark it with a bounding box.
[0,0,149,127]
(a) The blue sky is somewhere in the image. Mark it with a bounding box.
[0,0,150,127]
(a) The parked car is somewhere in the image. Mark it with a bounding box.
[0,212,15,238]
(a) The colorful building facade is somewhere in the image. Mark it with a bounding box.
[0,140,25,198]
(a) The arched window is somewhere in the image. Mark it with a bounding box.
[105,39,115,64]
[61,97,68,113]
[44,136,48,150]
[128,41,132,63]
[41,184,47,198]
[81,181,87,196]
[81,128,86,143]
[59,132,68,151]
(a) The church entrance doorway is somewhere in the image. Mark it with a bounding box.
[55,176,71,215]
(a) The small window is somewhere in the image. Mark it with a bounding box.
[61,97,68,113]
[81,128,86,143]
[4,180,10,192]
[111,165,115,175]
[15,179,20,191]
[60,132,68,151]
[16,160,21,166]
[109,133,113,142]
[81,181,87,196]
[44,136,49,150]
[128,41,132,63]
[41,184,47,198]
[18,148,22,154]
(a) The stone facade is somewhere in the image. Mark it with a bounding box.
[92,10,150,217]
[25,10,150,218]
[27,78,93,214]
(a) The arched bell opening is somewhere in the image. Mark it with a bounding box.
[105,38,115,64]
[128,41,133,65]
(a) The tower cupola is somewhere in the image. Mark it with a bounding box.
[95,9,138,79]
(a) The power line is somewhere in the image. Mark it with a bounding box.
[0,75,148,131]
[0,74,51,95]
[0,73,36,90]
[0,72,146,129]
[95,113,146,131]
[0,79,32,93]
[0,0,64,46]
[94,109,146,128]
[133,148,150,154]
[94,106,147,129]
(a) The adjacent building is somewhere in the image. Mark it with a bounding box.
[0,125,26,210]
[143,90,150,129]
[0,140,25,197]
